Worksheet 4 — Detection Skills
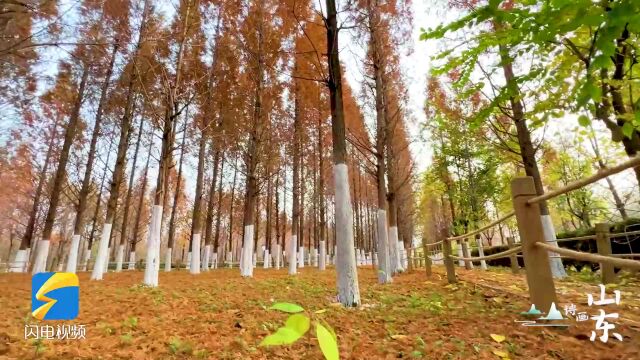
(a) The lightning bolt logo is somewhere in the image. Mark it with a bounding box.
[31,272,79,320]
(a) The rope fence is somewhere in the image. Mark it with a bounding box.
[448,246,522,262]
[409,154,640,314]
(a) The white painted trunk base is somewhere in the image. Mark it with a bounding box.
[186,252,192,270]
[253,252,257,268]
[115,244,125,272]
[457,243,464,267]
[10,249,29,272]
[541,215,567,278]
[298,246,305,268]
[333,164,361,306]
[91,223,112,280]
[275,244,282,270]
[240,225,254,277]
[388,226,399,274]
[203,244,212,271]
[190,233,201,274]
[227,251,232,268]
[128,251,136,270]
[289,235,297,275]
[212,252,218,269]
[164,248,172,272]
[143,205,163,287]
[263,250,270,269]
[32,240,51,274]
[319,241,326,271]
[66,235,81,273]
[376,209,392,284]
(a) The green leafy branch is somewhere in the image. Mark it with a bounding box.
[259,302,339,360]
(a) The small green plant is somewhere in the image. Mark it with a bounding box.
[168,336,193,355]
[30,338,46,355]
[259,302,339,360]
[120,333,133,346]
[122,316,138,329]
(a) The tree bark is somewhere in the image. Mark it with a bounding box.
[499,46,566,278]
[165,129,187,271]
[33,65,89,274]
[115,104,145,272]
[67,43,119,274]
[326,0,360,306]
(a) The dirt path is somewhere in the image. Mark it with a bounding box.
[0,267,638,359]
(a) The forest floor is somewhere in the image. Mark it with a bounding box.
[0,266,639,360]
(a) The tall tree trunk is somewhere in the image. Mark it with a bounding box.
[212,155,224,269]
[166,129,187,272]
[144,0,192,286]
[128,137,153,270]
[228,157,238,266]
[83,138,115,271]
[115,106,145,272]
[33,65,89,274]
[290,79,300,276]
[299,149,305,268]
[12,118,60,272]
[274,169,281,269]
[326,0,360,306]
[608,25,640,191]
[188,129,207,274]
[240,3,264,278]
[204,150,221,271]
[317,107,327,271]
[499,46,566,278]
[67,43,119,274]
[586,130,627,219]
[93,0,151,281]
[264,169,273,268]
[369,1,391,282]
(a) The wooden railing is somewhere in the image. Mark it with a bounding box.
[414,154,640,313]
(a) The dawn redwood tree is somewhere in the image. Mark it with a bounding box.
[166,122,187,271]
[325,0,360,306]
[67,42,119,274]
[144,0,199,286]
[92,0,152,281]
[11,118,59,272]
[32,63,89,274]
[365,0,391,283]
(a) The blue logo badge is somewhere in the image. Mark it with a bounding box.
[31,272,79,320]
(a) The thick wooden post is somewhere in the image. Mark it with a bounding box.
[511,177,557,313]
[443,239,456,283]
[424,245,432,277]
[506,236,519,274]
[595,223,615,284]
[461,239,473,270]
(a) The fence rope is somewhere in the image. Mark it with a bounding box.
[535,242,640,270]
[447,211,515,242]
[448,246,522,262]
[528,155,640,205]
[556,234,597,243]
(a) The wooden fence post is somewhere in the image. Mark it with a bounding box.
[506,236,519,274]
[423,242,432,277]
[443,239,456,283]
[595,223,615,284]
[511,177,557,313]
